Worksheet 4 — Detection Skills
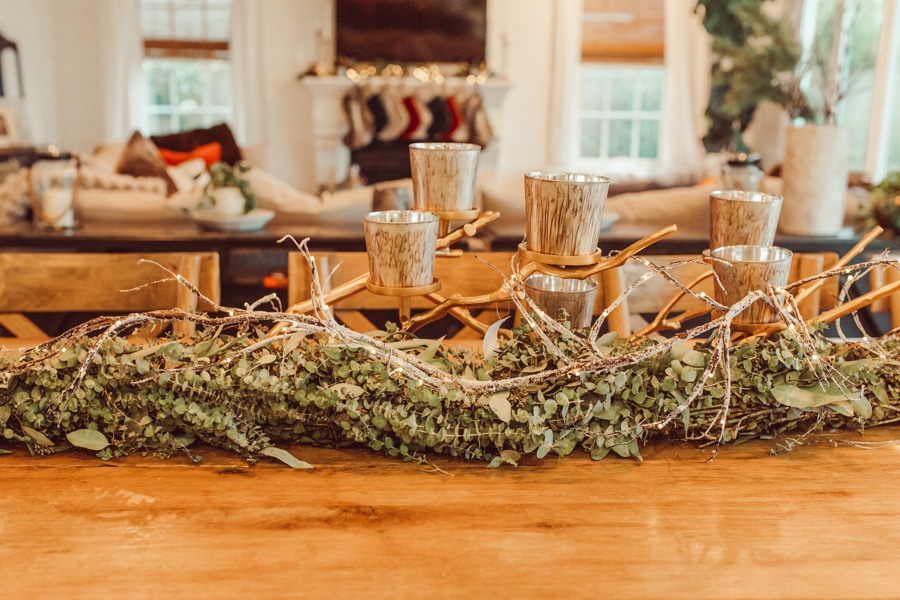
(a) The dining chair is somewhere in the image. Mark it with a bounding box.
[287,250,840,342]
[287,251,521,344]
[609,252,840,337]
[868,261,900,332]
[0,251,220,347]
[286,250,630,344]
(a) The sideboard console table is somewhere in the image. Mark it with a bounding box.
[0,218,877,313]
[0,218,874,274]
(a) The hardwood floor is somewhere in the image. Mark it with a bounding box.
[3,427,900,599]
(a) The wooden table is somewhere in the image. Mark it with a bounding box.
[0,218,876,257]
[0,220,367,253]
[3,427,900,599]
[486,221,872,256]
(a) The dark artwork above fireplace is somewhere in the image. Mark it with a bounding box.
[335,0,487,65]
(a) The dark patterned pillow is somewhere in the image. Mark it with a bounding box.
[115,131,177,195]
[151,123,243,166]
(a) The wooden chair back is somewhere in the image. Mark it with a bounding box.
[869,262,900,331]
[288,251,521,341]
[287,250,634,339]
[0,252,220,346]
[288,250,839,341]
[607,252,840,336]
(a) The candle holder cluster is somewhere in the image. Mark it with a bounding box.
[285,142,893,343]
[288,141,678,340]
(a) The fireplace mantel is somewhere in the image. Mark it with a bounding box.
[300,75,511,191]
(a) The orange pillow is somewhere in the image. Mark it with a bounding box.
[158,142,222,169]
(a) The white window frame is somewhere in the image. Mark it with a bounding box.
[143,58,232,135]
[574,63,666,177]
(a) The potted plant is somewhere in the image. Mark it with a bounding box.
[204,161,256,216]
[856,172,900,236]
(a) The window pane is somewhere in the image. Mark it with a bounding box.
[609,120,632,157]
[638,120,659,158]
[142,0,232,42]
[580,118,603,158]
[805,0,883,171]
[578,65,663,162]
[888,28,900,172]
[839,69,874,170]
[609,70,636,111]
[581,69,606,112]
[147,113,173,133]
[639,69,664,111]
[144,58,232,135]
[144,62,172,105]
[207,64,233,106]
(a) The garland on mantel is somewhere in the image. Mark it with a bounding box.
[2,259,900,468]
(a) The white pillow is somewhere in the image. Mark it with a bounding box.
[167,157,208,192]
[247,168,322,214]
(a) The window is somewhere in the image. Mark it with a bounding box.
[578,0,665,166]
[139,0,233,135]
[580,65,664,161]
[799,0,899,181]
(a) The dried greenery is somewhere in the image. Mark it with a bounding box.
[2,295,898,468]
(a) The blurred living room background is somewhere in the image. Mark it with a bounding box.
[0,0,896,197]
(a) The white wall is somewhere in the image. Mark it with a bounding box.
[0,0,60,146]
[0,0,553,192]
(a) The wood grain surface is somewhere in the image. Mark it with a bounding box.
[3,427,900,599]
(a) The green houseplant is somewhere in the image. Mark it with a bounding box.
[204,161,256,215]
[856,171,900,235]
[697,0,809,153]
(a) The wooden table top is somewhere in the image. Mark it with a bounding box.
[4,426,900,599]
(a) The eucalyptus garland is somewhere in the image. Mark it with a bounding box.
[2,305,897,468]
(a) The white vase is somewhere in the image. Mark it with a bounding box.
[779,125,850,236]
[211,186,246,216]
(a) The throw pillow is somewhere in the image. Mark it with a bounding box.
[115,131,178,196]
[151,123,243,166]
[158,141,222,169]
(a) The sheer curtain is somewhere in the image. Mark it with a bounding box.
[659,0,711,178]
[545,0,583,168]
[97,0,145,142]
[230,0,268,148]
